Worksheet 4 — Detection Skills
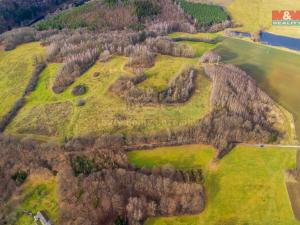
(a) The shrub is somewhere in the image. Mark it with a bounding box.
[76,99,86,107]
[93,72,100,77]
[146,37,195,57]
[71,155,94,176]
[0,97,25,132]
[24,57,46,95]
[72,84,87,96]
[0,27,37,50]
[11,170,28,186]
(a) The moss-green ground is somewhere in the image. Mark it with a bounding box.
[0,42,45,120]
[13,176,59,225]
[129,145,299,225]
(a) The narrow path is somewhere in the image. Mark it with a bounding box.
[242,143,300,149]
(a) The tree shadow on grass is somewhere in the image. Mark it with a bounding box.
[238,63,281,101]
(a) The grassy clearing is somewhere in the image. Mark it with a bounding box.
[139,55,198,91]
[214,37,300,141]
[0,42,45,120]
[227,0,300,38]
[13,175,59,225]
[6,53,211,140]
[128,145,299,225]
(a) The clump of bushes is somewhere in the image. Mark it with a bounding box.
[99,50,112,62]
[72,84,87,96]
[114,216,129,225]
[146,37,195,58]
[76,99,86,107]
[110,67,196,104]
[11,170,28,186]
[126,45,155,68]
[161,67,196,103]
[0,98,25,132]
[0,27,37,50]
[71,155,94,176]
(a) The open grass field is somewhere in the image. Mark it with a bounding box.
[0,42,45,120]
[214,38,300,142]
[128,145,299,225]
[227,0,300,38]
[13,175,59,225]
[168,32,222,40]
[6,51,212,140]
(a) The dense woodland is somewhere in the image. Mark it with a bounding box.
[0,0,88,34]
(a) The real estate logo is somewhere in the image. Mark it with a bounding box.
[272,10,300,26]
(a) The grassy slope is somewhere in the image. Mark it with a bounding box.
[14,175,58,224]
[128,145,299,225]
[6,53,212,140]
[0,42,44,120]
[214,37,300,141]
[227,0,300,38]
[168,32,222,40]
[139,55,197,91]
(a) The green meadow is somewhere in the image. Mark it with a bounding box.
[6,53,212,140]
[128,145,299,225]
[214,37,300,140]
[139,55,197,91]
[14,176,59,225]
[0,42,44,120]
